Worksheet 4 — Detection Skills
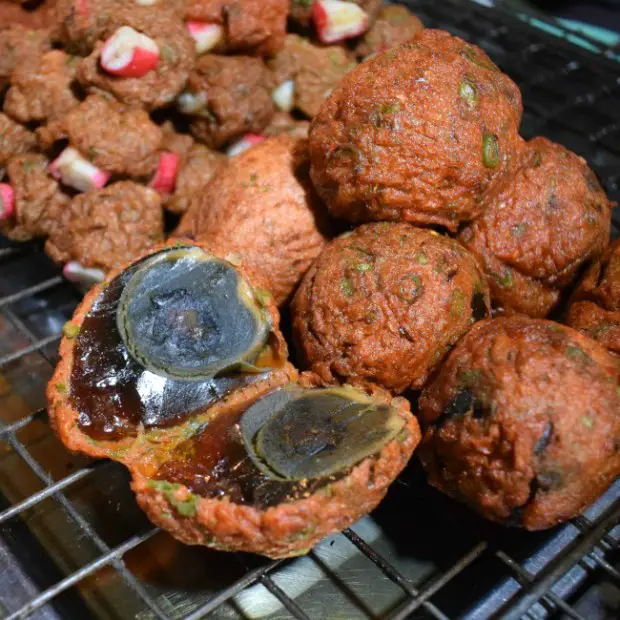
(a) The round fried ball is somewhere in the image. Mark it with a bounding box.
[419,316,620,530]
[460,137,612,317]
[566,239,620,355]
[309,29,523,231]
[292,223,491,393]
[175,136,331,305]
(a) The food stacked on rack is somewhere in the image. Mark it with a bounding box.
[1,1,617,560]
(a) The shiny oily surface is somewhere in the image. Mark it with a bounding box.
[70,247,274,441]
[117,247,268,379]
[156,386,404,508]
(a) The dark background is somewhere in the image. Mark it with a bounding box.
[530,0,620,31]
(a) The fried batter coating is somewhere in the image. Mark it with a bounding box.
[419,316,620,530]
[309,29,523,231]
[292,223,491,392]
[176,136,331,304]
[566,239,620,355]
[460,137,612,317]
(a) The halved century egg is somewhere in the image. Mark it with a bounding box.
[116,246,270,380]
[47,242,293,451]
[133,381,420,558]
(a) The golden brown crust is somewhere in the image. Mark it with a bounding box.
[131,385,419,559]
[309,29,523,231]
[419,316,620,530]
[460,137,613,317]
[176,136,332,305]
[292,223,490,393]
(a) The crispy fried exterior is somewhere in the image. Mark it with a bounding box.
[132,379,419,559]
[292,223,491,393]
[460,137,612,317]
[0,113,37,167]
[0,154,68,241]
[45,181,164,271]
[0,26,51,93]
[3,50,80,124]
[309,29,523,231]
[186,55,274,148]
[185,0,287,57]
[419,316,620,530]
[566,239,620,355]
[60,95,164,178]
[269,34,356,118]
[264,111,310,139]
[175,136,331,305]
[77,9,195,110]
[354,4,424,59]
[167,143,226,215]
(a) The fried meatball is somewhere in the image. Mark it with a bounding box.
[419,316,620,530]
[269,34,356,118]
[45,181,164,272]
[309,29,523,231]
[354,4,424,60]
[0,26,51,93]
[1,153,69,242]
[4,51,81,124]
[176,136,331,305]
[167,143,226,215]
[292,223,491,393]
[186,0,287,57]
[183,55,274,148]
[566,239,620,355]
[57,95,164,178]
[0,113,37,168]
[264,111,310,139]
[459,138,612,318]
[77,10,195,111]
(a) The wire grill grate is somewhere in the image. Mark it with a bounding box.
[0,1,619,618]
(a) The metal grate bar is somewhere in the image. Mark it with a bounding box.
[499,503,620,620]
[388,542,488,620]
[0,465,95,525]
[258,574,313,620]
[0,409,44,439]
[582,553,620,585]
[342,528,449,620]
[0,333,61,369]
[0,247,25,260]
[496,551,586,620]
[183,560,285,620]
[4,529,158,620]
[0,426,168,620]
[0,276,63,309]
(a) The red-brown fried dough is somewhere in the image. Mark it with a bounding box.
[292,223,491,393]
[175,136,331,305]
[309,29,523,231]
[566,239,620,355]
[419,316,620,530]
[460,137,612,317]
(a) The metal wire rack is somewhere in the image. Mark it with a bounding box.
[1,0,619,618]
